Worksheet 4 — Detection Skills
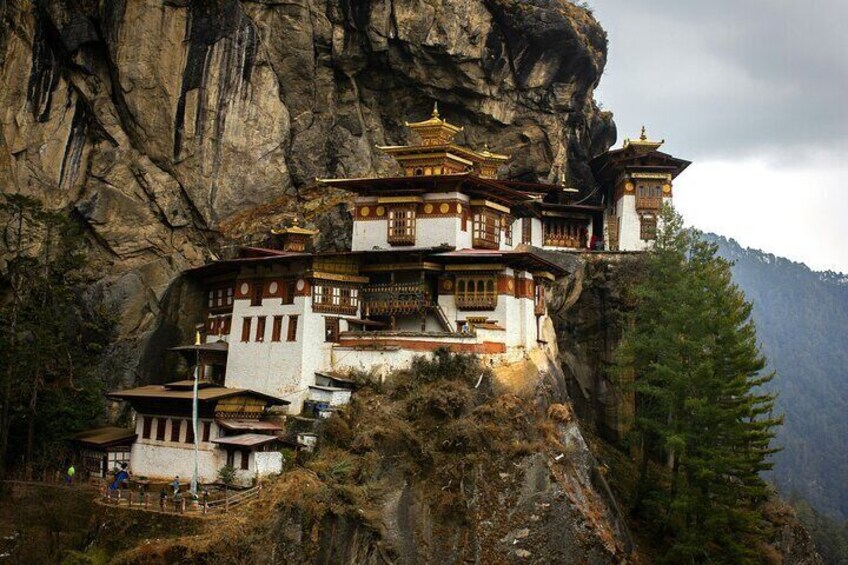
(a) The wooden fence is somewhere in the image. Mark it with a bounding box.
[100,483,261,516]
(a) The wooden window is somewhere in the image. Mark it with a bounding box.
[282,280,296,305]
[222,316,231,335]
[185,422,195,444]
[455,276,498,310]
[534,282,546,315]
[325,317,339,342]
[226,287,233,306]
[202,421,211,442]
[271,315,283,342]
[607,216,620,251]
[207,291,214,308]
[640,215,657,241]
[522,217,532,244]
[636,184,663,211]
[156,418,167,441]
[255,316,266,342]
[504,216,514,246]
[313,284,359,315]
[461,211,468,232]
[170,419,182,442]
[142,417,152,440]
[473,209,501,249]
[287,315,299,342]
[240,450,250,470]
[543,219,587,248]
[241,317,252,342]
[226,450,235,467]
[250,280,263,306]
[387,206,416,246]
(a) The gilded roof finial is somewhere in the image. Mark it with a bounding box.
[432,102,440,119]
[640,125,647,141]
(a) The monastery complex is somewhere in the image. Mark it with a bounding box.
[78,107,690,484]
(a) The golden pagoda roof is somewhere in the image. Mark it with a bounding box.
[478,143,510,162]
[623,126,664,152]
[404,102,464,136]
[271,218,318,236]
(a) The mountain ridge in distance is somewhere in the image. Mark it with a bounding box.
[703,232,848,522]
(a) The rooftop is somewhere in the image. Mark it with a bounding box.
[212,433,282,448]
[71,427,137,448]
[107,382,289,406]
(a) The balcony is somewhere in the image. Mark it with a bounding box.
[636,196,662,211]
[363,283,431,316]
[455,292,498,311]
[543,234,583,249]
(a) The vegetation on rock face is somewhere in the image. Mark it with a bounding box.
[113,350,628,564]
[614,206,782,563]
[0,195,116,478]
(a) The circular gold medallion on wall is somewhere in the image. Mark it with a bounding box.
[442,279,454,291]
[457,203,463,213]
[439,203,450,214]
[376,206,385,217]
[662,183,672,194]
[625,182,635,192]
[507,279,514,291]
[424,203,434,214]
[360,206,370,217]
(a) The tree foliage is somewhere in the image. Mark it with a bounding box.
[615,205,782,563]
[0,194,116,477]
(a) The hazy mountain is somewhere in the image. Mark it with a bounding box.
[707,234,848,521]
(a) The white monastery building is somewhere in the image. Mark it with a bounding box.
[102,107,689,484]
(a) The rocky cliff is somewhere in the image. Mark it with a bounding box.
[0,0,614,384]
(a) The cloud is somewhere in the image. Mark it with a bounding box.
[675,158,848,273]
[589,1,848,272]
[592,0,848,163]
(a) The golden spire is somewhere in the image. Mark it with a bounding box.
[432,102,440,118]
[623,125,664,151]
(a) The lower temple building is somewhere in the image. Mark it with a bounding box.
[99,107,689,483]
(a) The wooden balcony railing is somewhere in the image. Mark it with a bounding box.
[472,236,499,250]
[363,283,430,316]
[455,293,498,311]
[636,197,662,211]
[543,234,584,249]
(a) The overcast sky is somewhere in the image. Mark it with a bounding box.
[590,0,848,273]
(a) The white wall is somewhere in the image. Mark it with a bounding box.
[130,416,223,481]
[225,294,307,401]
[616,194,646,251]
[253,451,283,476]
[530,218,544,248]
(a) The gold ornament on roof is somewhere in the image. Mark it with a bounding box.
[623,125,664,152]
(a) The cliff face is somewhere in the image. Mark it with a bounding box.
[0,0,614,382]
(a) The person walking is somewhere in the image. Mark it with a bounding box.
[66,464,75,486]
[171,475,181,496]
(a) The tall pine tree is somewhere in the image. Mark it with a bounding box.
[616,205,782,563]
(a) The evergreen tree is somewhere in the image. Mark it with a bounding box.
[616,205,782,563]
[0,195,116,477]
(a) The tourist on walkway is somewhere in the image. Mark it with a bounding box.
[66,464,75,486]
[171,475,180,495]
